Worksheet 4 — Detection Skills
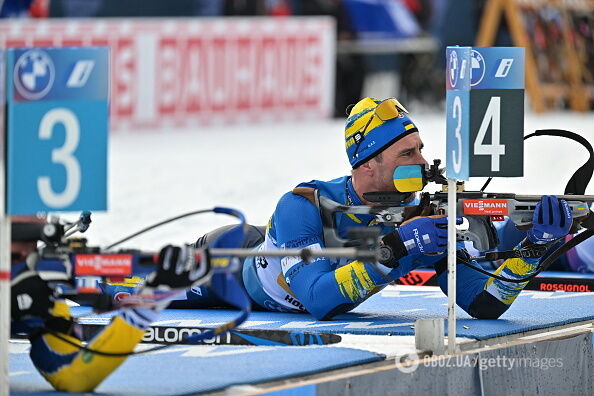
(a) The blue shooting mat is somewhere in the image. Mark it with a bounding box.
[70,287,594,340]
[10,288,594,395]
[9,343,382,395]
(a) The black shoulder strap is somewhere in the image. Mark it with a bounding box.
[525,129,593,195]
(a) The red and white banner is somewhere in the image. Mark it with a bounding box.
[74,254,133,277]
[462,199,510,215]
[0,17,335,131]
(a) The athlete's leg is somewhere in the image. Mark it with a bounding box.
[194,224,265,249]
[28,301,147,392]
[434,249,535,319]
[167,224,265,308]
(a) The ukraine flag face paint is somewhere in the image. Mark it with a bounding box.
[393,164,426,192]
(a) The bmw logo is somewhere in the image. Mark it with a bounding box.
[470,50,486,87]
[13,49,55,100]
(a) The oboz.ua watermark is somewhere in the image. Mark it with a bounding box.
[396,353,563,373]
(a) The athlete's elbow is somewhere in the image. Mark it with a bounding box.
[305,303,332,320]
[309,310,330,321]
[307,302,354,321]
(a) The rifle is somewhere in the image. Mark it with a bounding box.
[318,158,591,248]
[358,190,592,252]
[12,206,380,352]
[22,210,380,307]
[328,129,594,249]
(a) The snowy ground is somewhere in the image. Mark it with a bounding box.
[74,110,594,252]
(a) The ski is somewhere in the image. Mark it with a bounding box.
[80,323,342,346]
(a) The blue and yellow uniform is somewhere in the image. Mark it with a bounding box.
[11,299,155,393]
[237,176,539,320]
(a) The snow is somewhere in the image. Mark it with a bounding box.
[72,110,594,252]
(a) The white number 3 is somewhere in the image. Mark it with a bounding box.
[452,95,463,174]
[37,108,81,208]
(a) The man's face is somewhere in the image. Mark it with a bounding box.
[369,132,428,193]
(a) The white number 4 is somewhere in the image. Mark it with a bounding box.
[474,97,505,172]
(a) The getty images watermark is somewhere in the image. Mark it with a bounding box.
[396,352,564,374]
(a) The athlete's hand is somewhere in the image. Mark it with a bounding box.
[382,215,462,262]
[11,269,55,321]
[398,215,462,255]
[144,245,210,291]
[527,195,572,244]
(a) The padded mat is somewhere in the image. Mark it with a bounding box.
[9,343,382,395]
[70,288,594,340]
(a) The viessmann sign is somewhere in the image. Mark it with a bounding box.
[0,17,336,130]
[462,199,509,215]
[74,254,133,277]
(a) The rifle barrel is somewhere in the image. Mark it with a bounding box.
[513,195,594,201]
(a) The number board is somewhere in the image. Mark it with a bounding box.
[446,46,524,179]
[446,47,471,180]
[470,47,524,177]
[5,47,109,214]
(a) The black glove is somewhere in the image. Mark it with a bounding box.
[11,270,55,321]
[143,245,210,292]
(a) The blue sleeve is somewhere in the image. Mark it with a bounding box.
[274,193,396,320]
[434,241,536,319]
[436,257,491,312]
[495,218,527,251]
[432,242,489,312]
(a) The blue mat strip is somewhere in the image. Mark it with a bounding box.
[72,289,594,340]
[10,344,382,395]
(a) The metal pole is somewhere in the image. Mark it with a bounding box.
[0,216,9,396]
[0,51,8,392]
[0,45,9,395]
[447,178,457,354]
[0,150,9,395]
